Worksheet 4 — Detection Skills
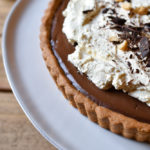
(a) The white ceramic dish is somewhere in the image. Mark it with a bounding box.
[2,0,150,149]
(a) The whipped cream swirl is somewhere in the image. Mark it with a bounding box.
[63,0,150,106]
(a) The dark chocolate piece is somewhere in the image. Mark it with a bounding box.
[146,58,150,67]
[136,69,140,73]
[140,37,150,58]
[112,25,143,50]
[102,8,109,14]
[112,41,121,45]
[73,42,78,47]
[109,16,126,25]
[144,23,150,28]
[129,54,133,59]
[127,61,131,68]
[144,23,150,32]
[83,9,93,14]
[125,0,131,2]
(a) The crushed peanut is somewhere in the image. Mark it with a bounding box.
[134,6,148,15]
[122,2,132,11]
[118,40,128,51]
[109,36,120,42]
[115,0,124,2]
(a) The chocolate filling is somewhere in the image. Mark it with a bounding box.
[51,0,150,123]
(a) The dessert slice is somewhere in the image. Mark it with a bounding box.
[40,0,150,142]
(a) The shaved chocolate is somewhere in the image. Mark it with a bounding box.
[112,41,121,45]
[109,9,116,14]
[147,62,150,67]
[146,57,150,67]
[129,54,133,59]
[135,53,142,60]
[144,23,150,28]
[136,69,140,73]
[131,70,134,74]
[144,23,150,32]
[127,61,131,67]
[140,37,150,58]
[111,25,142,34]
[109,16,126,25]
[102,8,109,14]
[73,42,78,47]
[111,24,144,51]
[102,8,116,14]
[83,9,93,14]
[125,0,131,2]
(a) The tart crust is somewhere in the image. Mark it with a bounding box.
[40,0,150,142]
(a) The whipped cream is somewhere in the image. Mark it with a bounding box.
[63,0,150,106]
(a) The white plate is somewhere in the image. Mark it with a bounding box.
[2,0,150,150]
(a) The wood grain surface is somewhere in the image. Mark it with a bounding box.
[0,0,57,149]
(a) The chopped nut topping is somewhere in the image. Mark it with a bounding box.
[109,36,120,42]
[118,40,128,51]
[122,2,132,11]
[115,0,124,2]
[134,6,148,15]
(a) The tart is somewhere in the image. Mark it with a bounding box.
[40,0,150,142]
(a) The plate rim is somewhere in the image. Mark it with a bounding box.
[2,0,63,149]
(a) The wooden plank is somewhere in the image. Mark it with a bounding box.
[0,93,57,150]
[0,0,15,90]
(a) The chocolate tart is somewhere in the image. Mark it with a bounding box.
[40,0,150,142]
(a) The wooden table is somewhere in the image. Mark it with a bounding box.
[0,0,57,149]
